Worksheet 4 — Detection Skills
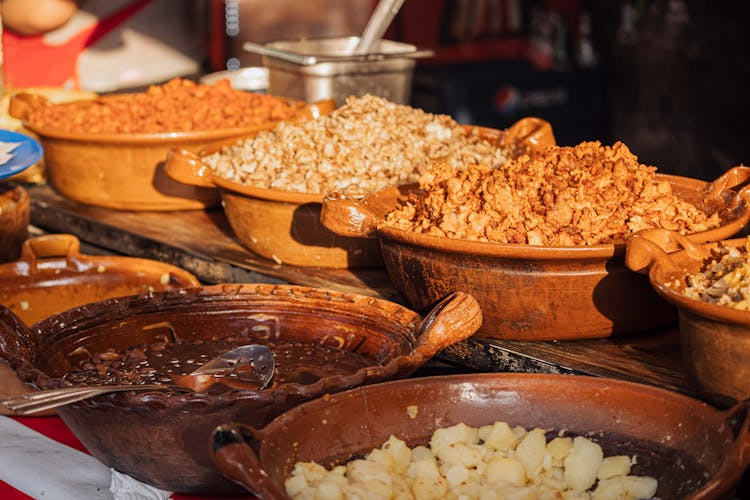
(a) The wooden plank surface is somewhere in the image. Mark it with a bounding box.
[26,183,699,398]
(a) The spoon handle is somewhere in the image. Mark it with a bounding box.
[1,384,173,415]
[354,0,406,55]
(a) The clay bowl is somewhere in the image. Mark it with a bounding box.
[0,284,481,494]
[8,93,333,211]
[0,183,29,263]
[211,373,750,499]
[0,233,200,414]
[164,116,556,268]
[626,229,750,405]
[321,166,750,340]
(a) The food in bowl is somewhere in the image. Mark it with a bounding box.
[284,420,657,499]
[680,236,750,309]
[384,141,721,246]
[202,94,515,195]
[63,334,377,391]
[21,78,304,134]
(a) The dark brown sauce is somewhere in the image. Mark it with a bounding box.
[63,336,378,393]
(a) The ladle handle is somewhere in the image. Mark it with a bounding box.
[413,291,483,359]
[354,0,406,55]
[212,423,289,499]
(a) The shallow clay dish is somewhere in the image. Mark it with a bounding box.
[0,183,29,263]
[164,117,556,268]
[0,284,481,494]
[8,93,333,211]
[321,166,750,340]
[211,373,750,499]
[626,230,750,405]
[0,233,200,414]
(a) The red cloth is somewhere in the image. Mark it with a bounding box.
[1,416,255,500]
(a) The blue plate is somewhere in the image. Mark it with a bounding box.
[0,129,43,181]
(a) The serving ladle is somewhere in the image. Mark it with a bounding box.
[1,344,275,415]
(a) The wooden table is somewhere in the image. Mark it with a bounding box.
[26,183,698,399]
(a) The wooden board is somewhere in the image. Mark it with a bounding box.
[26,183,699,399]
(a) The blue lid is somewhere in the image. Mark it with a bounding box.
[0,129,43,181]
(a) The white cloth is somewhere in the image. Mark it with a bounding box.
[0,416,171,500]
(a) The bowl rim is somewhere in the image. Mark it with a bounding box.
[646,236,750,327]
[2,283,467,411]
[354,173,749,261]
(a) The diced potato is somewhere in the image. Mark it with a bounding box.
[597,455,632,480]
[406,459,441,481]
[485,456,526,486]
[564,437,603,491]
[431,423,479,455]
[516,428,547,478]
[562,489,591,500]
[483,421,519,451]
[547,436,573,466]
[435,442,483,468]
[347,459,391,486]
[367,448,395,472]
[383,435,412,474]
[411,475,448,499]
[314,479,344,500]
[592,476,658,500]
[444,464,470,489]
[284,473,309,498]
[411,446,434,462]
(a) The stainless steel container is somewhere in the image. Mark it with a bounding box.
[246,36,432,106]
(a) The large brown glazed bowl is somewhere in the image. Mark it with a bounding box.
[8,93,332,211]
[626,230,750,405]
[0,284,482,494]
[321,166,750,340]
[164,117,556,268]
[0,233,200,414]
[211,373,750,500]
[0,183,29,263]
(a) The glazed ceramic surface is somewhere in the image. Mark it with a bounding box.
[0,183,29,263]
[164,117,556,268]
[320,167,750,340]
[0,233,201,414]
[0,284,481,494]
[211,373,750,500]
[8,93,330,211]
[626,230,750,405]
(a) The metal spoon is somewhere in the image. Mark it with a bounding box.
[0,344,275,415]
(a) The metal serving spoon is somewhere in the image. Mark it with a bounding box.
[0,344,275,415]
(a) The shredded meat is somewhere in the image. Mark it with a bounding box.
[384,141,722,246]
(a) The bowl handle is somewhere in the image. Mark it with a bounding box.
[501,117,556,154]
[163,148,217,189]
[703,165,750,199]
[211,423,289,499]
[624,230,702,275]
[687,401,750,499]
[320,193,380,238]
[17,234,84,273]
[7,93,49,121]
[0,306,36,366]
[412,291,483,358]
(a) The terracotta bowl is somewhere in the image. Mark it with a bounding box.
[164,117,556,268]
[0,233,200,414]
[626,230,750,405]
[211,373,750,500]
[0,183,29,263]
[0,284,481,494]
[8,93,333,211]
[321,166,750,340]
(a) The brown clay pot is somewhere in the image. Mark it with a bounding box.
[320,166,750,340]
[0,233,201,414]
[626,230,750,405]
[0,284,482,494]
[0,183,29,263]
[8,93,333,211]
[211,373,750,500]
[164,117,556,268]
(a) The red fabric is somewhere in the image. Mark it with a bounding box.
[1,416,255,500]
[2,0,153,88]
